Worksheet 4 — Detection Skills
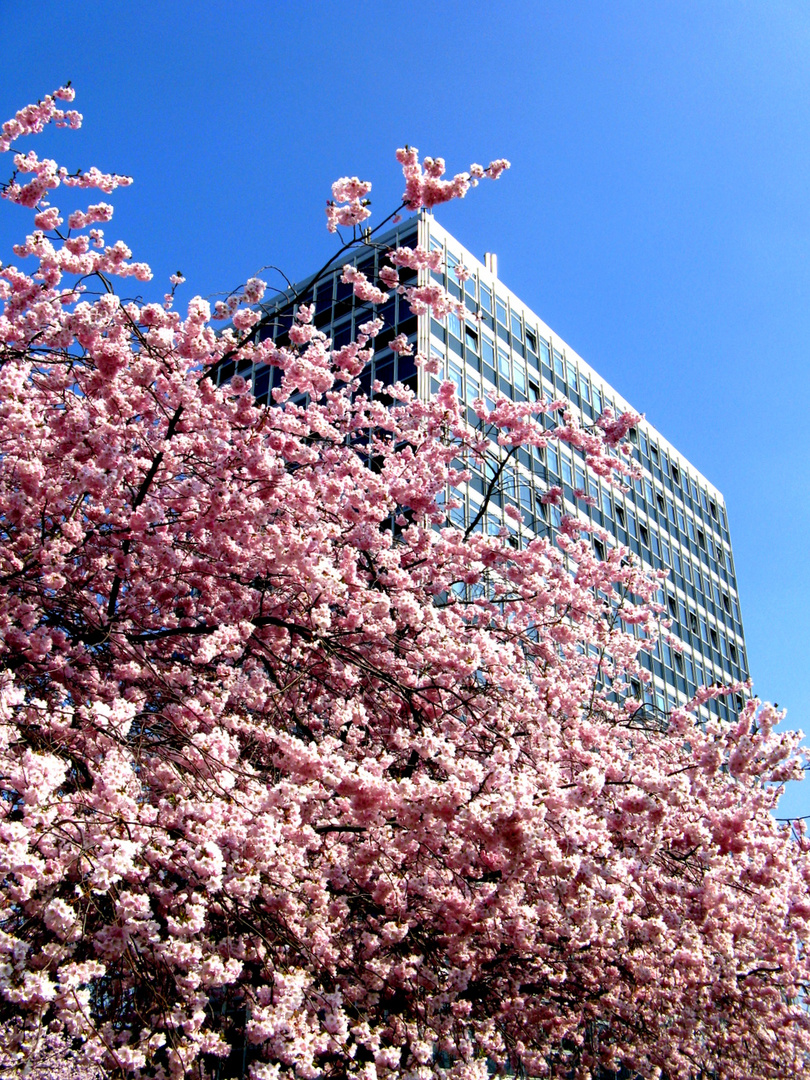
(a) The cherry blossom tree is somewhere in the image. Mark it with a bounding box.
[1,88,809,1080]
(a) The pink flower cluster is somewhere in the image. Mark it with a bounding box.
[67,202,114,229]
[0,85,80,154]
[389,333,413,355]
[331,176,372,202]
[326,175,372,233]
[378,264,400,288]
[598,406,643,448]
[402,282,463,319]
[396,146,511,210]
[340,263,388,305]
[388,243,443,272]
[0,87,808,1080]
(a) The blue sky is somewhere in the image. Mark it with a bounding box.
[2,1,808,819]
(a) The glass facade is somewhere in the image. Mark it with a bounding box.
[223,212,748,724]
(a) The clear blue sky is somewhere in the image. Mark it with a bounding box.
[2,1,808,819]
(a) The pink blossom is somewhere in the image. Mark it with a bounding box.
[0,85,807,1080]
[326,198,371,233]
[32,207,62,230]
[395,147,509,210]
[340,264,388,305]
[598,407,643,448]
[389,333,413,355]
[403,282,463,319]
[357,316,383,338]
[60,166,133,193]
[233,307,261,330]
[378,265,400,288]
[331,176,372,202]
[484,157,511,179]
[67,203,114,230]
[389,243,443,272]
[0,87,81,154]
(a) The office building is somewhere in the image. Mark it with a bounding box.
[219,212,748,722]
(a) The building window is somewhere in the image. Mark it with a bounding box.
[430,345,445,376]
[496,297,508,326]
[315,275,334,312]
[448,361,463,396]
[547,445,559,477]
[513,361,527,394]
[480,283,493,314]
